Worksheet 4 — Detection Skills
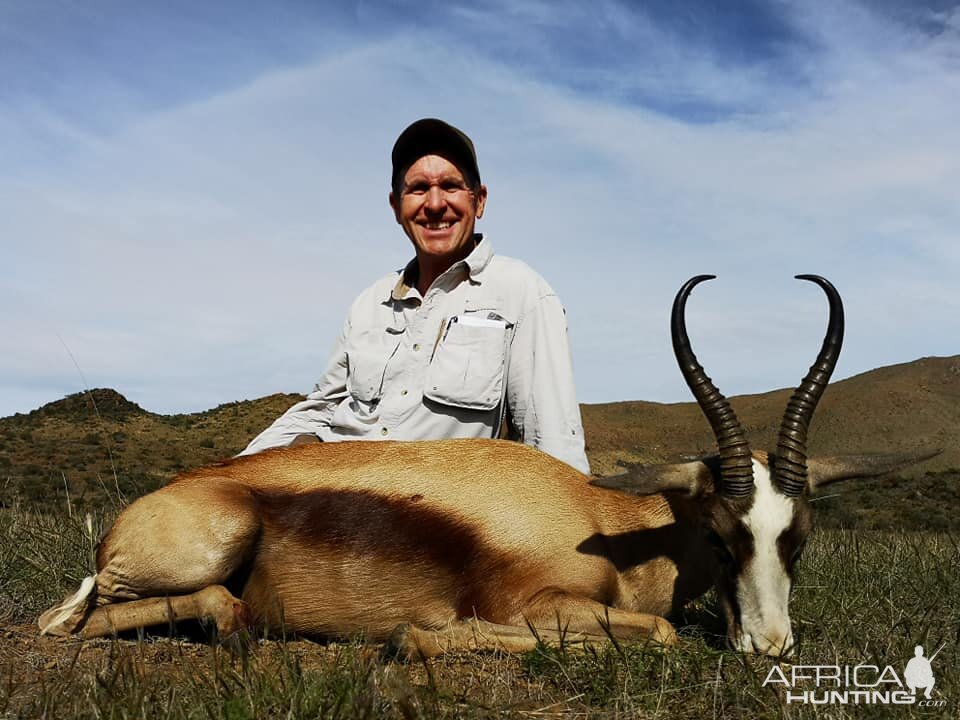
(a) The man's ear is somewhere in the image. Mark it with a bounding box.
[389,191,401,223]
[474,184,488,219]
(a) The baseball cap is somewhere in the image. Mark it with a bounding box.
[391,118,481,191]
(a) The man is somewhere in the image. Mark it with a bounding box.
[904,645,936,700]
[240,119,589,474]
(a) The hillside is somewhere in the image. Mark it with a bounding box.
[0,356,957,528]
[583,354,960,475]
[0,388,301,507]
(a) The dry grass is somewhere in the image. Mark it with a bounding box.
[1,357,958,716]
[1,504,957,719]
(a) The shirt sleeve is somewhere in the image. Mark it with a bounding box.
[236,316,351,456]
[506,292,591,475]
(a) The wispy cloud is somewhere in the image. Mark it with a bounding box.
[2,0,958,417]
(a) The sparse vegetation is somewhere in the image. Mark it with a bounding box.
[1,357,958,717]
[0,504,956,718]
[0,389,302,512]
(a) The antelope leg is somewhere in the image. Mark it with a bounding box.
[78,585,251,638]
[388,604,675,660]
[520,589,677,646]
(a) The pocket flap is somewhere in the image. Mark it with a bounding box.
[423,316,509,411]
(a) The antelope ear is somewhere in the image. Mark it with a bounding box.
[591,461,714,497]
[806,449,942,490]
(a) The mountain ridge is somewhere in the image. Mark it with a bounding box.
[1,355,956,528]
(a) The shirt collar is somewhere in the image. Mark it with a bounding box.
[390,234,492,301]
[390,258,419,301]
[463,234,493,278]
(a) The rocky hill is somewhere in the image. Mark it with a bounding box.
[1,356,957,528]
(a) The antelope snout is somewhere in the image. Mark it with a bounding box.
[731,621,795,657]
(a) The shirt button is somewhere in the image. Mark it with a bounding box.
[401,389,408,396]
[381,427,389,436]
[413,343,421,351]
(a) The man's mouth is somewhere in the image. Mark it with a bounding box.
[423,221,454,230]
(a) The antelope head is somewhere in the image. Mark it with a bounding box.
[595,275,936,656]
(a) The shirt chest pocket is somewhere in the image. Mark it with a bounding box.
[424,315,511,411]
[345,329,401,403]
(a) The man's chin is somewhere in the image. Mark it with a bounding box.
[414,239,474,263]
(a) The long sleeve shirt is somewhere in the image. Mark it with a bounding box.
[239,237,590,474]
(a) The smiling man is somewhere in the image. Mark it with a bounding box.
[241,119,589,473]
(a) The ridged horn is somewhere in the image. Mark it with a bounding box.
[672,276,754,497]
[774,275,844,497]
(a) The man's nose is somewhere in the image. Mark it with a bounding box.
[424,185,446,212]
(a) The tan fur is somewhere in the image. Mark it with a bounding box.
[40,439,709,652]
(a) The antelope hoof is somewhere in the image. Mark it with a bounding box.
[195,585,253,637]
[651,617,678,647]
[385,623,445,660]
[218,598,254,637]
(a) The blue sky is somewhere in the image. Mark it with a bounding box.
[2,0,958,418]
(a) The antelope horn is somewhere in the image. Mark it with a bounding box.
[672,276,754,497]
[774,275,844,497]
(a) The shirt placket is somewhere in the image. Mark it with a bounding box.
[378,264,468,437]
[379,292,431,435]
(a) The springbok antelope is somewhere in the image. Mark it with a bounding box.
[39,275,932,657]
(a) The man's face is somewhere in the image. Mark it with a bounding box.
[390,154,487,267]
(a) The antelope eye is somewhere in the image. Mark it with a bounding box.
[706,531,734,564]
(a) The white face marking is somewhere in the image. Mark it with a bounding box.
[735,459,795,655]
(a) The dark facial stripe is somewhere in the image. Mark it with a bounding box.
[776,499,813,579]
[705,494,756,571]
[703,494,755,637]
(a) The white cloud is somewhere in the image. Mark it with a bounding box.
[2,1,958,418]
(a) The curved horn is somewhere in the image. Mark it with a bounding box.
[774,275,844,497]
[672,276,754,497]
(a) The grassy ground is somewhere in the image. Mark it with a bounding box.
[0,503,957,719]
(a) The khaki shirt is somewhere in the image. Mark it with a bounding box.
[240,237,590,474]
